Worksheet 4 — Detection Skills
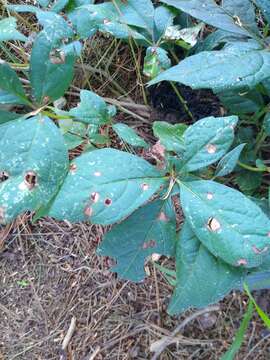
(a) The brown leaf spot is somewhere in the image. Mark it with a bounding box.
[94,171,102,177]
[207,217,221,232]
[24,171,38,190]
[84,206,93,217]
[252,245,269,255]
[91,192,99,203]
[104,198,112,206]
[206,192,214,200]
[0,171,9,182]
[206,144,217,154]
[70,163,77,173]
[141,183,149,191]
[158,211,169,222]
[142,239,156,250]
[237,259,247,266]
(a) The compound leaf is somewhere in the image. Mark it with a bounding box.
[180,179,270,268]
[97,198,176,282]
[168,222,243,314]
[181,116,238,172]
[49,148,166,225]
[0,116,69,224]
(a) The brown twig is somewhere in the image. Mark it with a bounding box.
[150,305,220,360]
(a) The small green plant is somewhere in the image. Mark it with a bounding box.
[2,0,270,317]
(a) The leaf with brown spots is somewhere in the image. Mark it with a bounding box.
[180,179,270,268]
[168,222,244,315]
[97,199,176,282]
[49,148,166,225]
[0,116,69,224]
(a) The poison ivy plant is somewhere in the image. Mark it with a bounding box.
[3,0,270,319]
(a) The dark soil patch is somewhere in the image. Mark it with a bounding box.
[148,83,222,124]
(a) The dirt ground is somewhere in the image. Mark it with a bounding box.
[1,216,270,360]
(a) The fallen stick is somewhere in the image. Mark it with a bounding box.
[62,316,76,351]
[150,305,220,360]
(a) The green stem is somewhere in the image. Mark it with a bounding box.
[170,82,194,121]
[237,161,270,173]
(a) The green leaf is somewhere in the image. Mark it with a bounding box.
[97,199,176,282]
[50,0,69,13]
[217,88,264,114]
[244,283,270,328]
[0,62,29,105]
[215,144,246,177]
[0,110,22,125]
[180,179,270,268]
[113,123,147,148]
[153,5,174,42]
[0,90,26,105]
[160,0,252,36]
[168,222,243,315]
[0,17,27,42]
[0,116,69,224]
[181,115,238,172]
[153,121,187,154]
[114,0,154,35]
[38,0,50,6]
[221,301,254,360]
[149,48,270,92]
[165,23,203,47]
[30,19,76,103]
[143,47,171,79]
[253,0,270,23]
[195,29,245,52]
[70,90,116,125]
[62,121,86,150]
[49,148,166,225]
[236,170,262,193]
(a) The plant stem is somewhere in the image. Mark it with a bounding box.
[237,161,270,173]
[170,82,194,121]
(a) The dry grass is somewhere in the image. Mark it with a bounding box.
[1,218,270,360]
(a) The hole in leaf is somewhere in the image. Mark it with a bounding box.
[24,171,38,190]
[141,183,149,191]
[206,144,217,154]
[158,211,169,222]
[70,163,77,173]
[49,49,65,64]
[206,192,214,200]
[84,206,93,217]
[103,18,111,25]
[94,171,102,177]
[207,217,221,232]
[104,198,112,206]
[0,171,9,182]
[237,259,247,266]
[142,239,156,249]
